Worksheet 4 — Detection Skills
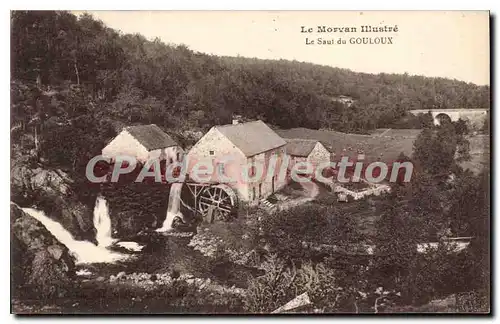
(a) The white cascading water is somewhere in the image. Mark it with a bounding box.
[156,183,183,232]
[22,207,128,264]
[93,196,115,247]
[92,196,143,252]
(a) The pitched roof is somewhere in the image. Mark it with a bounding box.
[285,138,319,157]
[125,124,179,151]
[215,120,286,157]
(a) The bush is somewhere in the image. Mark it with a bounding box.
[261,204,362,262]
[244,255,343,313]
[260,204,329,262]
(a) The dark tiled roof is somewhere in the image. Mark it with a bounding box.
[125,124,179,151]
[216,120,286,157]
[284,138,319,157]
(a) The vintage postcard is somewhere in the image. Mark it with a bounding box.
[10,10,490,314]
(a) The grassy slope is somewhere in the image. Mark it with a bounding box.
[276,127,489,173]
[275,127,420,163]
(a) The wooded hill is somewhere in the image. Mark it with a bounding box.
[11,11,490,134]
[11,11,490,176]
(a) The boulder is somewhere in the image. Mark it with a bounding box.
[10,163,96,243]
[11,203,75,300]
[116,271,126,280]
[272,292,313,313]
[47,245,64,260]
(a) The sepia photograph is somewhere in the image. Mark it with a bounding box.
[9,10,490,314]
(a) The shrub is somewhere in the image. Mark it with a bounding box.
[244,255,343,313]
[260,204,330,262]
[244,255,297,313]
[260,204,362,262]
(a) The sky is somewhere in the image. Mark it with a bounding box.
[77,11,490,86]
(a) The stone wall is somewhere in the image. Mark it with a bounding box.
[102,130,150,162]
[307,142,332,167]
[102,130,184,164]
[333,183,391,201]
[187,128,287,202]
[186,127,249,200]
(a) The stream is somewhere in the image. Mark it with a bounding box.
[18,190,258,313]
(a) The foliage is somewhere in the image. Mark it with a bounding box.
[244,255,342,313]
[413,125,456,176]
[373,120,489,309]
[398,244,467,305]
[244,254,298,313]
[454,118,469,135]
[260,203,362,262]
[10,10,490,312]
[11,11,490,141]
[450,167,490,294]
[389,112,434,129]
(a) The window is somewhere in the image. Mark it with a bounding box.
[217,163,225,176]
[209,150,214,155]
[176,152,181,161]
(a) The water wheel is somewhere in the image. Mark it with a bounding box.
[197,184,237,222]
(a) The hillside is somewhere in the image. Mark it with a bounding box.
[276,127,489,174]
[276,127,420,163]
[10,11,490,180]
[11,11,489,135]
[10,11,491,314]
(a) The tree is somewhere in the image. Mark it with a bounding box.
[412,123,467,177]
[11,10,490,136]
[454,118,469,135]
[260,204,361,262]
[374,192,419,286]
[448,166,490,295]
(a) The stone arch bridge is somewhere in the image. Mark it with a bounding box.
[409,108,489,128]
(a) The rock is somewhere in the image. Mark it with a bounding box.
[96,276,105,282]
[11,203,76,300]
[116,271,126,279]
[272,292,312,313]
[47,245,64,260]
[170,269,180,280]
[10,163,96,243]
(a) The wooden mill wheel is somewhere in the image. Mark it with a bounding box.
[198,184,237,222]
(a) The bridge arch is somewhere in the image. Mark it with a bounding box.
[408,108,489,129]
[435,113,452,125]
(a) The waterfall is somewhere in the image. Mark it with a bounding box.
[22,208,128,264]
[93,196,114,247]
[156,183,183,232]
